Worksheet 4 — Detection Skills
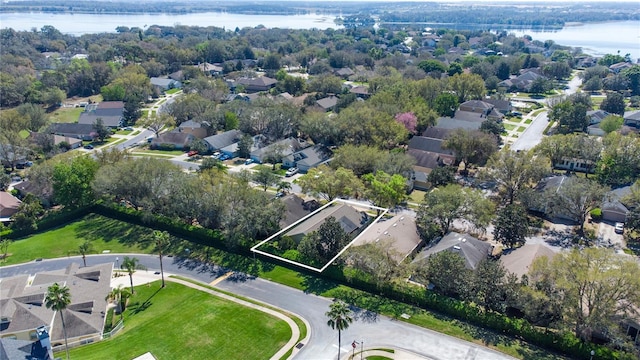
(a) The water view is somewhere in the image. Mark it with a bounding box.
[1,12,638,59]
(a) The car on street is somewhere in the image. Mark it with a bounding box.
[614,222,624,234]
[285,167,299,177]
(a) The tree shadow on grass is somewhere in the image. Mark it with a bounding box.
[128,287,162,315]
[300,274,338,295]
[74,214,152,249]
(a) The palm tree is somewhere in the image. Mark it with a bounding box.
[326,300,354,360]
[78,240,93,267]
[105,284,131,320]
[45,283,71,360]
[152,230,170,288]
[121,256,146,294]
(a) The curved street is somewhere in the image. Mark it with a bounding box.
[0,254,515,360]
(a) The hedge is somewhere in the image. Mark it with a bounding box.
[7,203,633,360]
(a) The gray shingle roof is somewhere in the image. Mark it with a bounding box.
[412,232,493,270]
[204,130,242,150]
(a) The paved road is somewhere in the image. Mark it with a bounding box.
[510,110,548,151]
[114,129,154,151]
[1,255,515,360]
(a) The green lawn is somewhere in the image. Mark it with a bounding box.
[530,109,546,117]
[517,126,526,132]
[137,149,184,156]
[115,129,133,135]
[524,119,533,124]
[67,282,291,360]
[503,123,517,131]
[50,107,83,123]
[165,88,181,95]
[0,214,153,265]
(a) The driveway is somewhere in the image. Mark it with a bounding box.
[1,255,515,360]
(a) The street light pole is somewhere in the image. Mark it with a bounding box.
[115,257,119,269]
[590,350,595,360]
[360,339,363,360]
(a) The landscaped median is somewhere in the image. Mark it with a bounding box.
[65,278,304,360]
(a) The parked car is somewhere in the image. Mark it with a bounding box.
[219,154,230,161]
[212,151,221,159]
[285,167,299,177]
[614,222,624,234]
[244,158,253,165]
[84,144,94,150]
[187,150,198,157]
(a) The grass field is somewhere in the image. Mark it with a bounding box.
[50,107,83,123]
[524,119,533,124]
[517,126,526,132]
[5,215,566,360]
[503,123,517,131]
[0,214,153,265]
[530,109,546,117]
[66,281,291,360]
[165,88,181,95]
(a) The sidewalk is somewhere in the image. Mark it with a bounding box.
[342,348,433,360]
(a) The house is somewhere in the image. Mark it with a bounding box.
[458,100,506,120]
[412,232,494,270]
[484,99,512,115]
[250,137,303,164]
[0,191,22,220]
[203,130,242,152]
[498,70,547,92]
[150,77,182,91]
[334,67,354,78]
[0,327,53,360]
[286,202,369,243]
[78,101,125,128]
[500,243,556,278]
[354,215,424,263]
[407,135,456,190]
[176,120,207,139]
[435,110,489,131]
[315,96,339,112]
[281,145,332,173]
[0,263,111,346]
[601,186,632,223]
[349,86,370,99]
[168,70,184,81]
[150,132,195,150]
[623,110,640,128]
[279,194,321,228]
[195,62,223,76]
[553,157,596,174]
[236,76,277,92]
[526,175,576,220]
[48,123,96,141]
[609,62,633,74]
[587,110,610,125]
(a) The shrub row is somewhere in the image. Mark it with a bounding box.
[9,205,631,359]
[3,206,94,239]
[93,202,226,250]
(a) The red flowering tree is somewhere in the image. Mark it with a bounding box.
[395,112,417,134]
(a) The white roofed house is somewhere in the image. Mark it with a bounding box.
[353,215,424,264]
[281,145,332,173]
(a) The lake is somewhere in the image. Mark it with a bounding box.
[1,12,638,60]
[0,11,341,33]
[511,21,640,61]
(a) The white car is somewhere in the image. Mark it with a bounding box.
[285,167,299,177]
[614,222,624,234]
